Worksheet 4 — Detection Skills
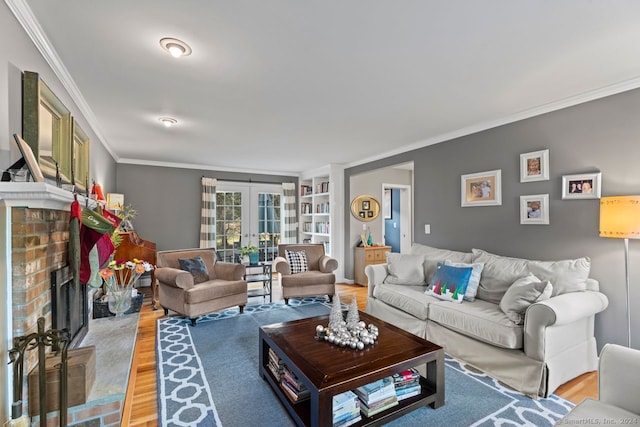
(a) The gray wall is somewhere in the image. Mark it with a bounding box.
[1,3,116,189]
[346,88,640,350]
[116,163,297,251]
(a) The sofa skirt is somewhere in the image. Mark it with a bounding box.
[426,321,546,398]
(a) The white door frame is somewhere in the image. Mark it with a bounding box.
[381,183,412,253]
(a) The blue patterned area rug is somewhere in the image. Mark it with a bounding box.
[156,298,573,427]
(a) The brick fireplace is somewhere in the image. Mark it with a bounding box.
[1,183,136,427]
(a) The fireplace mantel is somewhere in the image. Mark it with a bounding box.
[0,182,95,210]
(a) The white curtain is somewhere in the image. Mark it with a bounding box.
[199,177,217,248]
[281,182,298,243]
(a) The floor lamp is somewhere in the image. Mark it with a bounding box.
[599,196,640,348]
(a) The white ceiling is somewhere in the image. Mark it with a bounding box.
[10,1,640,176]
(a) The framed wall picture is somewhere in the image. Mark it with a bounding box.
[562,172,602,200]
[384,188,392,219]
[520,149,549,182]
[22,71,73,184]
[13,134,44,182]
[461,169,502,207]
[520,194,549,225]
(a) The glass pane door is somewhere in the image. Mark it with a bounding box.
[216,183,282,263]
[258,192,281,262]
[215,190,244,262]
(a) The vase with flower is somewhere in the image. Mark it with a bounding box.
[100,258,154,317]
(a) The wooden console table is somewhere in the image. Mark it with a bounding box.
[354,246,391,285]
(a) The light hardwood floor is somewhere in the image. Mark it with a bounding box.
[122,281,596,426]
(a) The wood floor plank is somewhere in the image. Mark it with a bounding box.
[122,281,595,426]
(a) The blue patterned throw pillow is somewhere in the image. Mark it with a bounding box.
[285,250,308,274]
[425,262,473,303]
[178,256,210,284]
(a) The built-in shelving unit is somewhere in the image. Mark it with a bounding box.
[299,165,344,282]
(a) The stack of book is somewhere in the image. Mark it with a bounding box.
[353,376,398,418]
[392,368,422,401]
[332,390,361,426]
[267,348,283,380]
[280,365,310,403]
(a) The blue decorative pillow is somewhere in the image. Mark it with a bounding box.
[425,263,473,303]
[285,250,308,274]
[444,260,485,301]
[178,256,209,284]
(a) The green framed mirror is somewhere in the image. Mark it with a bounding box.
[72,118,90,192]
[350,195,380,222]
[22,71,72,184]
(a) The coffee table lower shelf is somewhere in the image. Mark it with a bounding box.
[261,367,439,427]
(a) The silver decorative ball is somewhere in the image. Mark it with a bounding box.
[316,325,324,333]
[357,341,365,350]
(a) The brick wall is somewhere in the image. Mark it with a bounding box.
[11,207,70,371]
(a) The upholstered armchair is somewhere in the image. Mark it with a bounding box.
[555,344,640,425]
[156,247,247,326]
[274,244,337,304]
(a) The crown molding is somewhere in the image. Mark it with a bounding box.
[6,0,118,162]
[348,75,640,169]
[117,157,299,177]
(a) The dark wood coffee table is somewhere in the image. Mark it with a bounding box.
[259,311,444,427]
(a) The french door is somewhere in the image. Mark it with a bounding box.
[215,183,282,263]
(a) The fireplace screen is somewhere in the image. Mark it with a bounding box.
[51,266,88,347]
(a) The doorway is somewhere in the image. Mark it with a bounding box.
[382,183,411,253]
[215,183,282,263]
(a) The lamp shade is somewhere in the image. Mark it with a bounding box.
[599,196,640,239]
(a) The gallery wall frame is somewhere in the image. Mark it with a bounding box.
[520,194,549,225]
[22,70,73,184]
[461,169,502,207]
[520,149,549,182]
[562,172,602,200]
[384,188,392,219]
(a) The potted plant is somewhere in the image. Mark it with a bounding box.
[239,244,259,265]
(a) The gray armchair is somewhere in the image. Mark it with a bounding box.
[274,244,337,304]
[156,247,247,326]
[556,344,640,425]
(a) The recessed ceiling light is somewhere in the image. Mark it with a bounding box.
[159,37,192,58]
[158,117,178,127]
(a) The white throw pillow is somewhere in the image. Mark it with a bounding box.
[444,260,484,301]
[528,257,590,296]
[499,273,553,325]
[383,253,425,286]
[472,249,530,304]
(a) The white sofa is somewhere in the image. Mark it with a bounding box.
[365,243,609,398]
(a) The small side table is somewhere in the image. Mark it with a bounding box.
[245,262,272,303]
